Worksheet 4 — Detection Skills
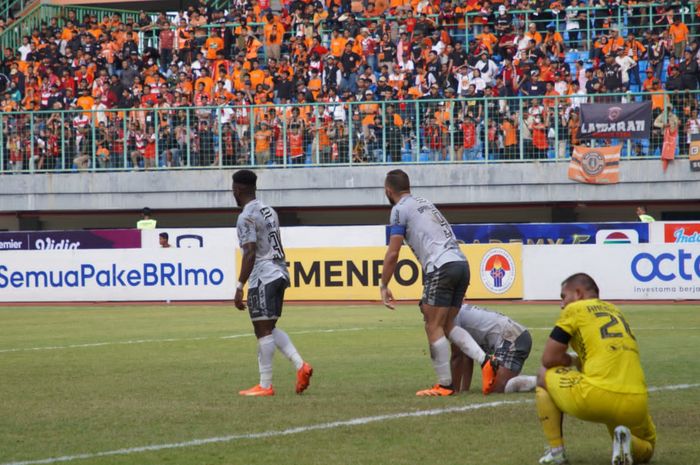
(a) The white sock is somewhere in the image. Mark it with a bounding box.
[504,375,537,393]
[272,328,304,370]
[257,335,275,388]
[429,336,452,386]
[448,326,486,365]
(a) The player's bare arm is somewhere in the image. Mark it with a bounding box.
[380,234,403,310]
[541,336,573,369]
[235,242,256,310]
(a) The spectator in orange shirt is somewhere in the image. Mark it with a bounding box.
[263,13,285,60]
[669,16,689,58]
[203,30,224,61]
[525,23,542,45]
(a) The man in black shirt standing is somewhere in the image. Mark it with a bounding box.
[339,41,361,94]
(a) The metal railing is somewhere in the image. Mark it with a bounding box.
[0,90,694,174]
[0,4,154,54]
[0,0,34,23]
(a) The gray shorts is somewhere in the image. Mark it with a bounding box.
[248,277,288,321]
[494,330,532,373]
[422,261,470,308]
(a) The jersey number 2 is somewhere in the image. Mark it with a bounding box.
[595,312,635,340]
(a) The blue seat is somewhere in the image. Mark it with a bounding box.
[638,60,648,74]
[401,150,412,162]
[565,51,579,63]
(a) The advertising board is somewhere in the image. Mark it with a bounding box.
[277,244,523,301]
[523,244,700,300]
[0,248,235,302]
[424,223,650,245]
[0,230,141,251]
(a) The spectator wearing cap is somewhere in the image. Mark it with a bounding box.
[601,54,623,94]
[474,52,498,87]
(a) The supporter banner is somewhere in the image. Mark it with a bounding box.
[0,248,235,302]
[423,223,649,245]
[579,102,652,139]
[0,230,141,251]
[273,244,522,300]
[663,223,700,243]
[568,145,620,184]
[523,244,700,300]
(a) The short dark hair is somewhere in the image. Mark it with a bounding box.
[159,232,169,240]
[385,169,410,193]
[561,273,600,297]
[233,170,257,187]
[142,207,152,217]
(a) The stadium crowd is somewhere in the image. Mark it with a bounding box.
[1,0,700,170]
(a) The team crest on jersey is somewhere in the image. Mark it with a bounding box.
[480,248,516,294]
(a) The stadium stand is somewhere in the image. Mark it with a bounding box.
[1,0,700,171]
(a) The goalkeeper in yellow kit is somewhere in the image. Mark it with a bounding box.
[536,273,656,465]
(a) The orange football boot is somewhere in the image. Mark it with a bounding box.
[239,384,275,396]
[296,362,313,394]
[416,384,455,397]
[481,356,499,395]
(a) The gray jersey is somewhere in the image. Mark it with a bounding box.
[454,304,527,353]
[236,199,289,287]
[389,195,466,273]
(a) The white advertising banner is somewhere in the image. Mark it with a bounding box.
[523,244,700,300]
[141,228,238,249]
[142,226,386,249]
[0,248,235,302]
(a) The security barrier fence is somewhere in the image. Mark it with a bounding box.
[1,90,695,173]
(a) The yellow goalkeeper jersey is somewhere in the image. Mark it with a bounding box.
[555,299,647,394]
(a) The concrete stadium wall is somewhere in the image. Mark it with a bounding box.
[1,160,698,213]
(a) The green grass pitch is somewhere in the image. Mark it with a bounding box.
[1,303,699,465]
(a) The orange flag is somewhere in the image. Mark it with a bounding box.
[568,145,621,184]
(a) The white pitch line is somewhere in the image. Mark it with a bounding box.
[0,327,380,354]
[2,383,698,465]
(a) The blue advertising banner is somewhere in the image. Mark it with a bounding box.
[386,223,649,245]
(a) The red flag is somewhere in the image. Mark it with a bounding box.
[568,145,621,184]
